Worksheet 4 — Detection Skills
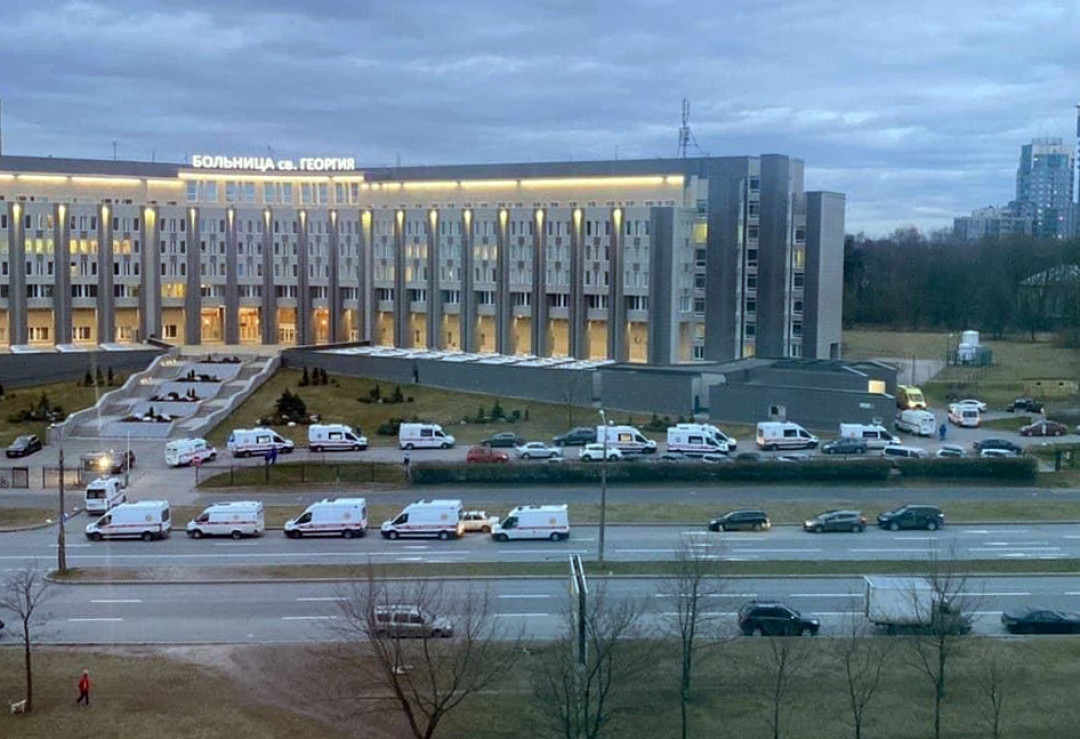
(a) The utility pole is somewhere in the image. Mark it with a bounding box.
[598,408,608,564]
[53,423,67,575]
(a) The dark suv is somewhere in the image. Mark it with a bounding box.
[877,505,944,531]
[738,601,820,637]
[708,509,771,532]
[552,427,597,447]
[972,438,1023,455]
[1007,397,1044,414]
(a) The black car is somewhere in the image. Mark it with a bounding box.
[804,509,866,533]
[877,505,945,531]
[482,432,526,448]
[738,601,820,637]
[734,451,763,462]
[972,438,1023,455]
[552,427,597,447]
[708,509,771,532]
[1007,397,1044,414]
[1001,607,1080,634]
[5,434,42,458]
[821,438,868,455]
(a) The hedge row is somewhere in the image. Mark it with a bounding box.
[891,456,1038,481]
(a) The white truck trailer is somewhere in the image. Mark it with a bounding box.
[863,576,972,635]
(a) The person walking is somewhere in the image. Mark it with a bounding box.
[938,423,947,442]
[76,669,91,706]
[402,449,411,479]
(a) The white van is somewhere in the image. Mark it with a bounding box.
[839,424,900,450]
[947,404,981,428]
[186,501,265,539]
[895,409,936,437]
[165,438,218,467]
[226,428,295,458]
[308,424,368,452]
[882,445,930,459]
[381,499,464,540]
[596,425,657,454]
[84,477,127,515]
[398,423,456,450]
[756,422,819,451]
[284,497,367,539]
[667,427,730,456]
[491,504,570,542]
[85,501,171,541]
[674,422,737,450]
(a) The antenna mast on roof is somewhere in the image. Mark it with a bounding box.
[677,98,706,158]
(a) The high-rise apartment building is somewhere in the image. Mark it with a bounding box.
[1015,137,1074,239]
[0,152,844,362]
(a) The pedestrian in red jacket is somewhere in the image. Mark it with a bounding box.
[76,669,91,706]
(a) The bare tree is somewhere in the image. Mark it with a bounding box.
[563,372,588,428]
[837,614,890,739]
[976,647,1012,739]
[331,572,522,739]
[658,535,730,739]
[532,584,653,739]
[756,636,808,739]
[0,568,52,712]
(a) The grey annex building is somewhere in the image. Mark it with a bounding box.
[0,151,844,364]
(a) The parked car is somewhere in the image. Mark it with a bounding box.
[737,601,820,637]
[5,434,42,458]
[981,448,1020,458]
[804,510,867,533]
[1007,397,1044,414]
[1001,607,1080,634]
[821,437,869,455]
[708,509,771,532]
[482,432,526,448]
[552,427,597,447]
[1019,420,1069,437]
[877,505,944,531]
[734,451,763,462]
[465,445,510,464]
[776,453,812,462]
[936,444,966,458]
[516,442,562,460]
[973,438,1023,455]
[579,443,622,462]
[461,510,499,533]
[371,605,453,638]
[953,398,988,413]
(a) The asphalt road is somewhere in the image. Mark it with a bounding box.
[19,575,1080,644]
[6,521,1080,568]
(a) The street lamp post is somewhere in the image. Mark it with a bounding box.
[52,423,67,575]
[598,408,608,564]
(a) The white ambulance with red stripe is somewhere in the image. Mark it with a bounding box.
[186,501,265,539]
[85,500,171,541]
[491,504,570,542]
[380,499,464,540]
[284,498,367,539]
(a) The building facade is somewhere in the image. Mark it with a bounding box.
[1015,137,1075,240]
[0,153,844,362]
[952,205,1033,241]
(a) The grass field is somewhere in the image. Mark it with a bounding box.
[0,380,105,447]
[203,368,688,449]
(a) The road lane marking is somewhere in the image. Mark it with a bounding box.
[850,548,936,553]
[213,543,258,547]
[494,612,549,618]
[654,593,758,598]
[282,616,337,621]
[296,597,347,602]
[616,548,676,554]
[729,548,821,554]
[51,544,91,548]
[789,593,860,598]
[90,599,142,604]
[68,618,123,622]
[1064,592,1080,596]
[964,529,1029,534]
[970,547,1060,552]
[498,594,552,600]
[976,592,1031,596]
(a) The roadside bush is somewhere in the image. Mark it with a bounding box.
[376,417,407,436]
[893,456,1038,481]
[7,392,66,424]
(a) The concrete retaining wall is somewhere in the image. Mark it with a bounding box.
[710,383,896,430]
[0,348,164,388]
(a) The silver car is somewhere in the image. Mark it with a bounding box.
[371,605,453,638]
[516,442,562,460]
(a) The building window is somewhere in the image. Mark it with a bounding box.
[749,177,760,192]
[746,275,757,290]
[164,324,179,339]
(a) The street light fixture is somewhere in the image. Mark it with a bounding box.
[50,423,67,575]
[598,408,608,564]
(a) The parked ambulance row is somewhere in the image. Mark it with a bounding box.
[83,496,571,543]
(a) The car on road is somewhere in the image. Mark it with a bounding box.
[1019,419,1069,437]
[821,437,869,455]
[1001,607,1080,635]
[952,398,988,413]
[804,509,867,533]
[552,427,597,447]
[482,432,526,448]
[877,505,944,531]
[461,510,499,533]
[1007,397,1044,414]
[516,442,562,460]
[5,434,41,458]
[371,605,453,639]
[980,448,1019,458]
[579,443,622,462]
[936,444,966,458]
[708,509,771,532]
[81,450,131,475]
[465,445,510,464]
[972,438,1023,455]
[734,451,763,462]
[776,453,812,462]
[737,601,820,637]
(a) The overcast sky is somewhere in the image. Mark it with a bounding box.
[0,0,1077,235]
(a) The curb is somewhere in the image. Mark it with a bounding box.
[0,508,85,533]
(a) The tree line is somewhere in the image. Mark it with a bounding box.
[844,229,1080,342]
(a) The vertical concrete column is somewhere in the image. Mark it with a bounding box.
[8,203,26,345]
[495,209,512,354]
[530,209,548,356]
[426,209,441,349]
[138,206,160,342]
[392,209,407,347]
[569,209,587,358]
[360,210,373,344]
[328,210,342,342]
[260,209,276,345]
[608,207,628,362]
[97,205,115,343]
[296,211,311,345]
[185,208,202,345]
[647,208,675,365]
[460,210,476,352]
[53,203,71,344]
[224,208,239,344]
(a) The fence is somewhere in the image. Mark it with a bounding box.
[194,460,403,488]
[0,467,31,489]
[41,466,92,489]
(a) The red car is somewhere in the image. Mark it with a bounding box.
[1019,420,1069,437]
[466,446,510,464]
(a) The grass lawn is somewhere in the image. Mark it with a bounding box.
[0,380,106,447]
[203,368,700,449]
[981,416,1029,432]
[0,508,57,529]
